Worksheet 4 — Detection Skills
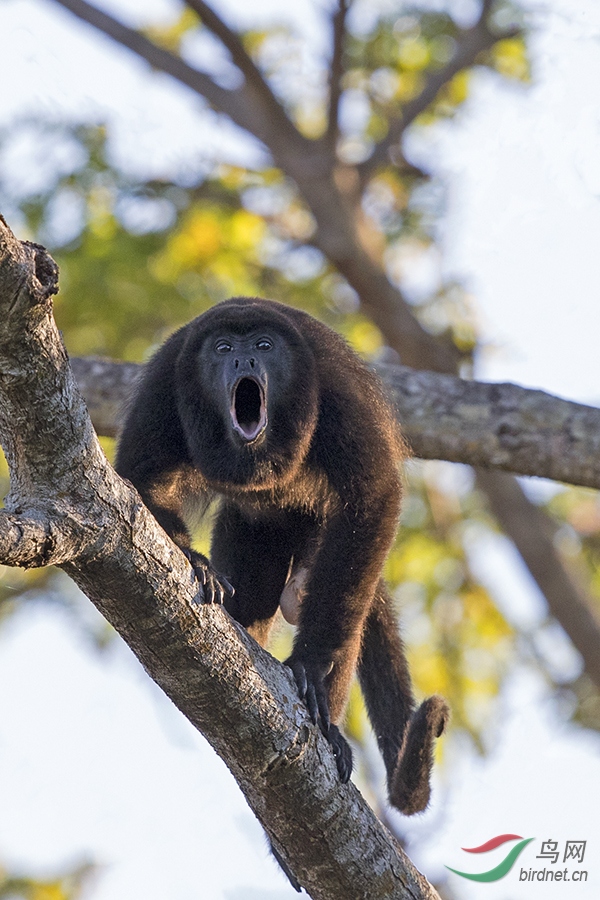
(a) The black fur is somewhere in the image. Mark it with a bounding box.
[115,296,448,815]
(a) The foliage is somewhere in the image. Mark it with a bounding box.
[0,861,93,900]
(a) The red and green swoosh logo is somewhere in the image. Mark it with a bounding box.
[446,834,534,882]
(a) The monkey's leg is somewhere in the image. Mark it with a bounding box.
[318,636,366,785]
[358,584,449,815]
[210,506,293,647]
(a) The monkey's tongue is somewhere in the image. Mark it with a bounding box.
[231,377,267,442]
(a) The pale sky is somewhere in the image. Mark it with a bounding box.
[0,1,599,898]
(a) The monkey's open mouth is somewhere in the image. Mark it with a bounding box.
[231,377,267,442]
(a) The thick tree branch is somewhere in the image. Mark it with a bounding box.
[0,222,442,898]
[72,355,600,492]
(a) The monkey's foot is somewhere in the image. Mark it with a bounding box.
[182,548,235,604]
[388,695,450,815]
[327,724,353,784]
[285,656,353,784]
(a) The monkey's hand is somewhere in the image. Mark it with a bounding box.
[182,548,235,604]
[285,655,353,783]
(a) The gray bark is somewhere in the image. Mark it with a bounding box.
[71,355,600,491]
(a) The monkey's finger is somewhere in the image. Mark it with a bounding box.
[305,682,319,725]
[288,660,307,702]
[219,574,235,597]
[203,579,214,603]
[316,688,331,734]
[328,725,353,783]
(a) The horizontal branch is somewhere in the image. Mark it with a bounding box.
[378,364,600,489]
[71,355,600,491]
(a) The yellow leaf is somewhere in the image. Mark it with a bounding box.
[398,37,430,71]
[492,37,530,82]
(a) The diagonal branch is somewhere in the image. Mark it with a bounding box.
[357,10,518,181]
[183,0,300,143]
[326,0,350,148]
[50,0,309,155]
[476,469,600,690]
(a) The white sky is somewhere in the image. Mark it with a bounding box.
[0,1,600,898]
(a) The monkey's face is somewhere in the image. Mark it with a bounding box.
[175,300,319,488]
[212,332,275,444]
[197,326,302,449]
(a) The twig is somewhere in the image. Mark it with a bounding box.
[358,10,519,181]
[326,0,350,149]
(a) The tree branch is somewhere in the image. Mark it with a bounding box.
[476,469,600,690]
[50,0,308,155]
[71,356,600,491]
[326,0,350,149]
[183,0,300,143]
[357,8,518,182]
[0,222,443,899]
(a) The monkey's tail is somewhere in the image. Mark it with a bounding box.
[358,584,449,815]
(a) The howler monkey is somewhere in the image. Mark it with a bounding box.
[115,296,448,815]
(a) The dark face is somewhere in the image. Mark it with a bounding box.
[214,332,271,443]
[201,329,295,446]
[175,299,319,488]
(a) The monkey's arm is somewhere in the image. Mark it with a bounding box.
[114,349,233,604]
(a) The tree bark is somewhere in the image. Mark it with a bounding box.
[71,355,600,491]
[0,223,443,897]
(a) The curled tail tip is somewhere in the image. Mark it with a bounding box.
[388,695,450,816]
[422,694,451,736]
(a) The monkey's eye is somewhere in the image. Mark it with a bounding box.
[215,340,233,353]
[255,338,273,351]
